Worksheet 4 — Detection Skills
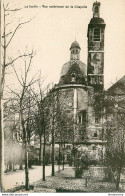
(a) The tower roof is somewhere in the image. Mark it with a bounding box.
[93,1,100,7]
[89,17,105,24]
[70,41,81,50]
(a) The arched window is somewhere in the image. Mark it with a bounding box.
[71,73,76,82]
[93,28,100,41]
[95,6,98,13]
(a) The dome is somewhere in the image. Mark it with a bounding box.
[60,60,87,78]
[70,41,81,50]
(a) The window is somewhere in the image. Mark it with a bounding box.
[95,6,98,13]
[78,115,82,124]
[66,145,71,150]
[77,111,86,125]
[95,117,99,124]
[94,132,97,137]
[93,28,100,41]
[71,73,76,82]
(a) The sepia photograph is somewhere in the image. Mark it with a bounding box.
[0,0,125,193]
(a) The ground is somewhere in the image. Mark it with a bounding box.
[3,165,60,191]
[33,166,123,193]
[3,165,125,193]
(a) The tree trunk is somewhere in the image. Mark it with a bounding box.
[12,162,15,171]
[20,147,23,170]
[25,143,29,190]
[0,3,5,186]
[9,161,12,171]
[63,154,65,170]
[63,143,65,170]
[58,144,60,172]
[43,127,45,181]
[0,107,4,192]
[116,180,120,191]
[19,162,23,170]
[52,129,55,176]
[115,170,121,191]
[39,134,42,165]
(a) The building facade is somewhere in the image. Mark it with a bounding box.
[105,75,125,148]
[44,1,107,163]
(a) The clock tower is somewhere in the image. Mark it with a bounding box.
[87,1,106,91]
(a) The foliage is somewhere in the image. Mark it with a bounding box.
[101,81,125,190]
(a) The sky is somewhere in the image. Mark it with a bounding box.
[2,0,125,91]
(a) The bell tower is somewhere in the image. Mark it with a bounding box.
[87,1,106,91]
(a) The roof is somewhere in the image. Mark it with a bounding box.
[93,1,100,6]
[60,60,87,78]
[70,41,81,50]
[107,75,125,95]
[89,17,105,25]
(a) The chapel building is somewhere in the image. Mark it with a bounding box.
[44,1,107,162]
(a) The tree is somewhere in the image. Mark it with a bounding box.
[43,86,75,175]
[29,81,48,181]
[4,52,39,190]
[43,89,57,176]
[103,133,125,190]
[28,82,63,181]
[1,2,33,93]
[1,2,34,191]
[103,88,125,190]
[29,83,44,165]
[91,77,125,190]
[93,78,125,190]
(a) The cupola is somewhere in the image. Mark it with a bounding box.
[70,41,81,60]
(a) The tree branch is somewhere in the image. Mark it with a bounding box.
[2,31,13,38]
[5,8,22,12]
[12,64,23,86]
[6,19,32,48]
[5,53,33,67]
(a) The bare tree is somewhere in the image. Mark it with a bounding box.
[4,52,39,190]
[43,86,74,176]
[29,80,48,181]
[0,2,34,191]
[1,2,34,94]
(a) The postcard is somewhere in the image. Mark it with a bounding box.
[0,0,125,194]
